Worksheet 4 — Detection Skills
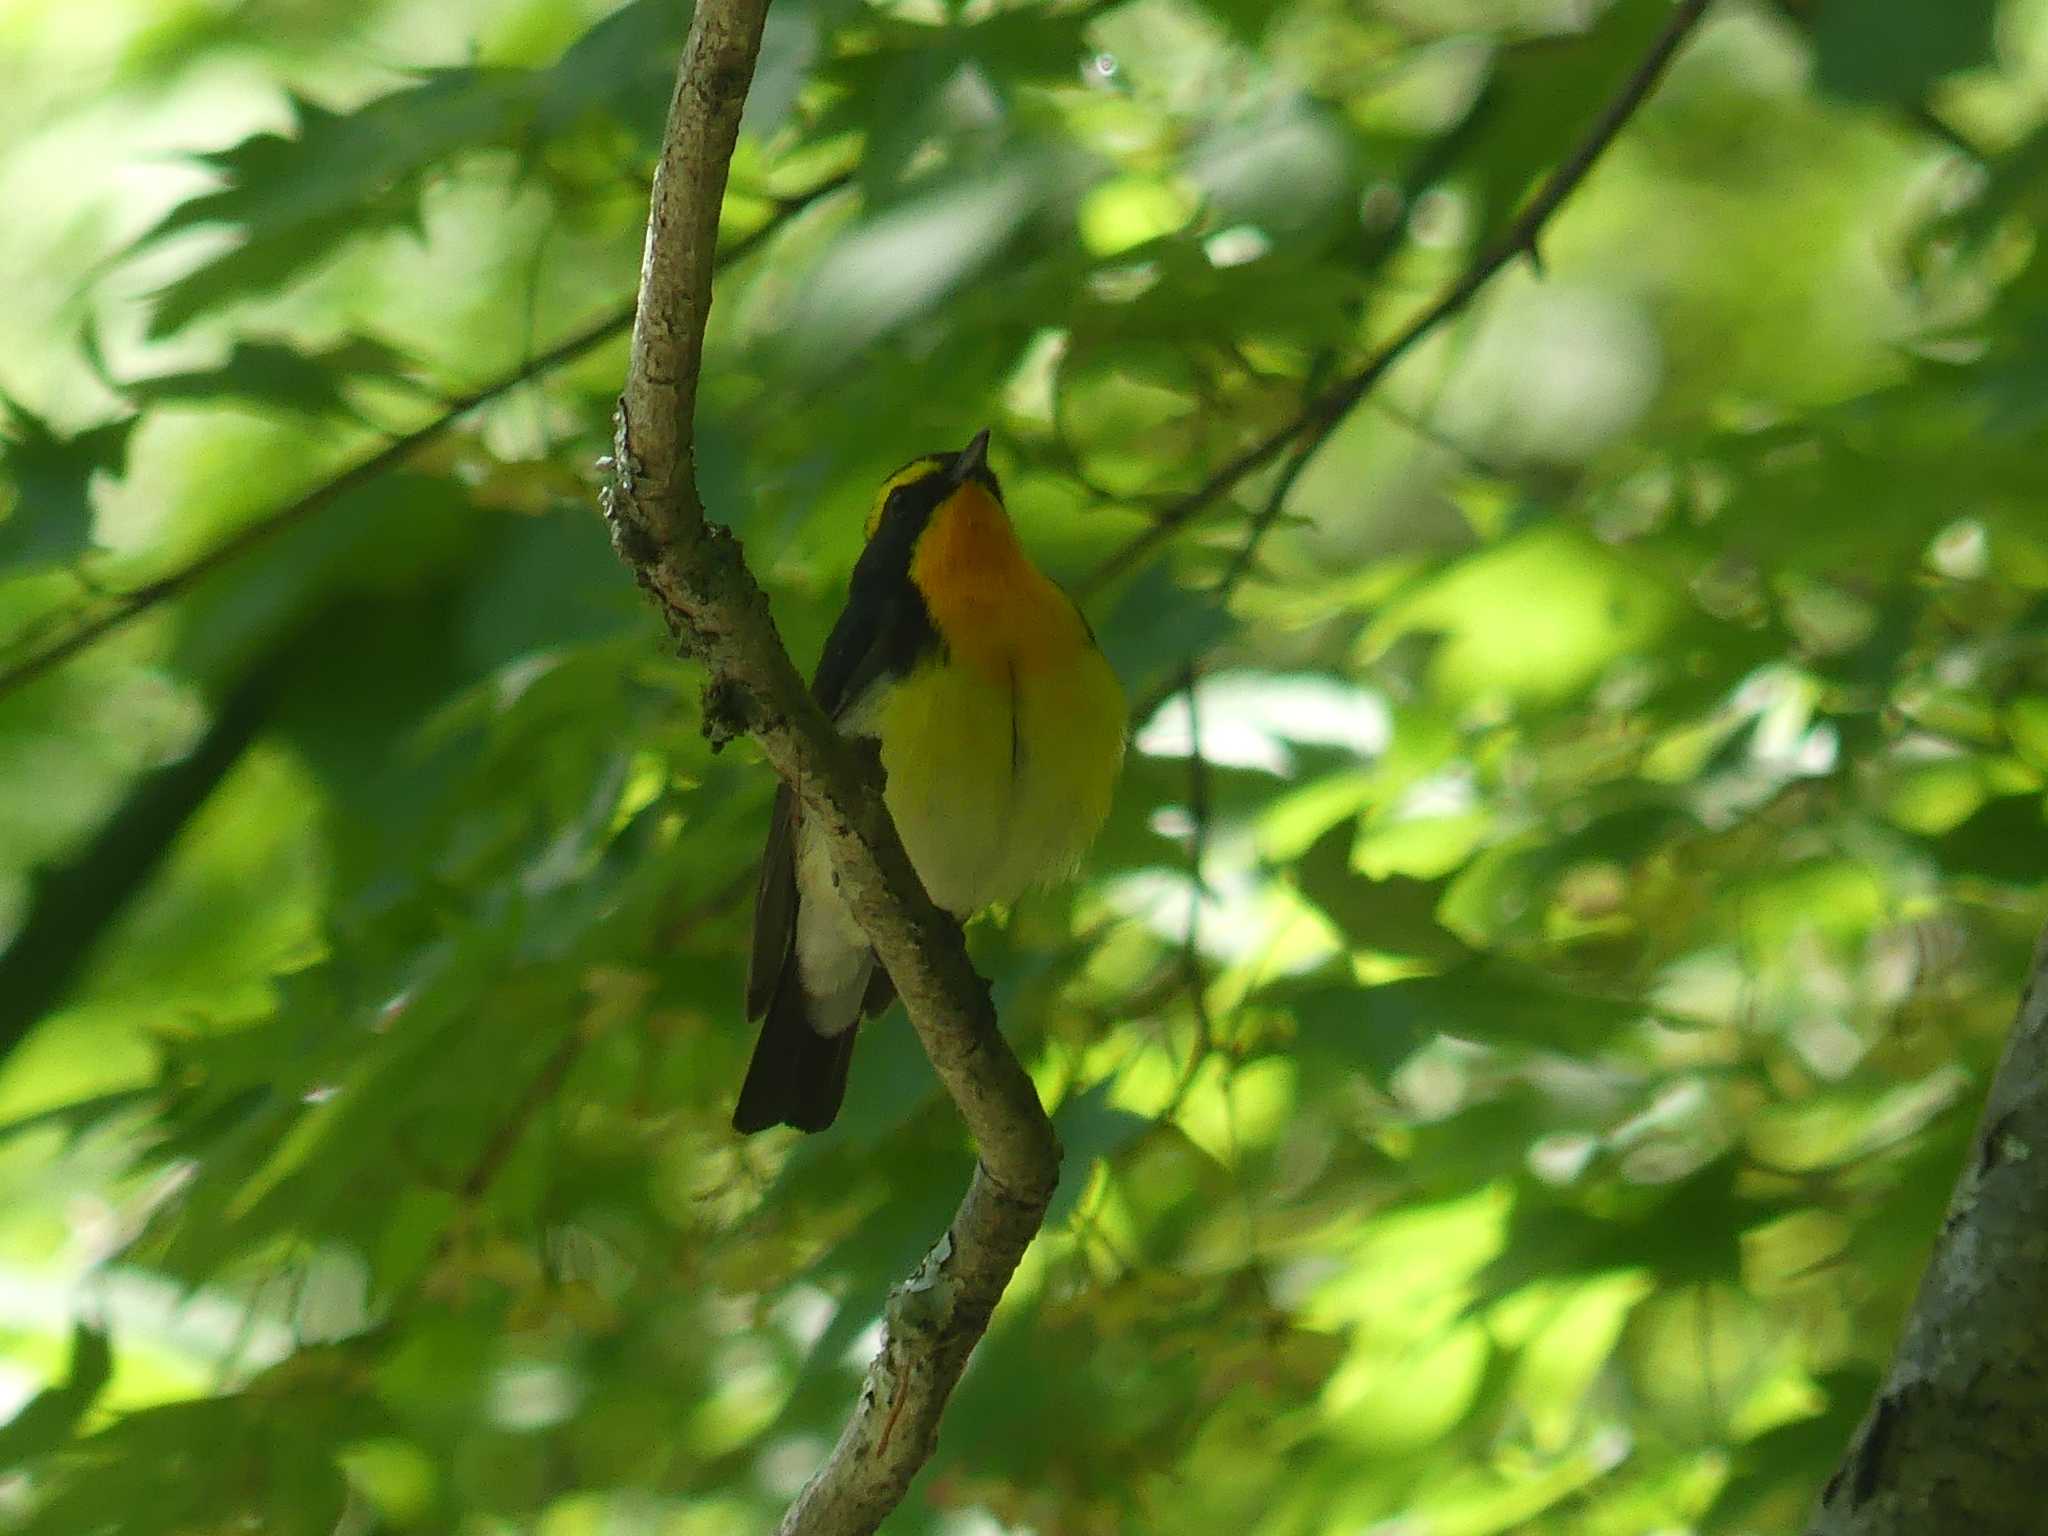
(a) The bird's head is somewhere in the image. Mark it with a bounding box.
[863,428,1004,544]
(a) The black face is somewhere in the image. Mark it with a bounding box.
[874,441,1004,540]
[811,437,1003,713]
[871,464,949,549]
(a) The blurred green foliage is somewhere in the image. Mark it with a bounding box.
[1,0,2045,1531]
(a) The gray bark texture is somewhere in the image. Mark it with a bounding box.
[1808,925,2048,1535]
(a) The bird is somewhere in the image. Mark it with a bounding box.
[733,429,1126,1133]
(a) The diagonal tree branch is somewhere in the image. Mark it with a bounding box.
[1805,923,2048,1533]
[0,174,847,706]
[599,4,1058,1533]
[1081,0,1717,597]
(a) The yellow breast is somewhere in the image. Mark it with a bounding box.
[862,485,1124,914]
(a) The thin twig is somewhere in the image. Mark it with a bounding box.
[1213,425,1324,599]
[1174,661,1216,1102]
[600,7,1060,1534]
[0,174,849,705]
[1156,426,1321,1108]
[1079,0,1716,597]
[1368,396,1525,481]
[458,1027,588,1205]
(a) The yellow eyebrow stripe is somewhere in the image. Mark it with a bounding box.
[865,457,948,538]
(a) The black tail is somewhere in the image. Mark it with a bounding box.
[732,964,858,1134]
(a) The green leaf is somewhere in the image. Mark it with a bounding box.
[1280,953,1641,1094]
[1047,1079,1153,1226]
[1187,0,1279,45]
[1928,793,2048,885]
[1459,0,1676,247]
[139,78,531,334]
[1293,821,1470,965]
[1812,0,1997,102]
[122,337,412,419]
[133,1,686,334]
[0,1321,112,1467]
[0,403,129,571]
[1479,1161,1782,1298]
[1095,560,1233,707]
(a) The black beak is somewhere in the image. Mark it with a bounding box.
[949,428,992,486]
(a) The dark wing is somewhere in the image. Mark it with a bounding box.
[744,478,942,1021]
[810,491,941,716]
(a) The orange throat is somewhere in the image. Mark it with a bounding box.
[910,485,1079,681]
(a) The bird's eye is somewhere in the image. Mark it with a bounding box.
[865,486,905,540]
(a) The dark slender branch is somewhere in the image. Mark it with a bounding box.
[1152,427,1321,1106]
[1080,0,1716,597]
[600,7,1058,1534]
[1368,397,1526,481]
[1168,661,1215,1109]
[1807,926,2048,1532]
[458,1028,587,1204]
[1214,424,1324,598]
[0,307,611,700]
[421,871,753,1270]
[0,174,847,706]
[0,631,297,1062]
